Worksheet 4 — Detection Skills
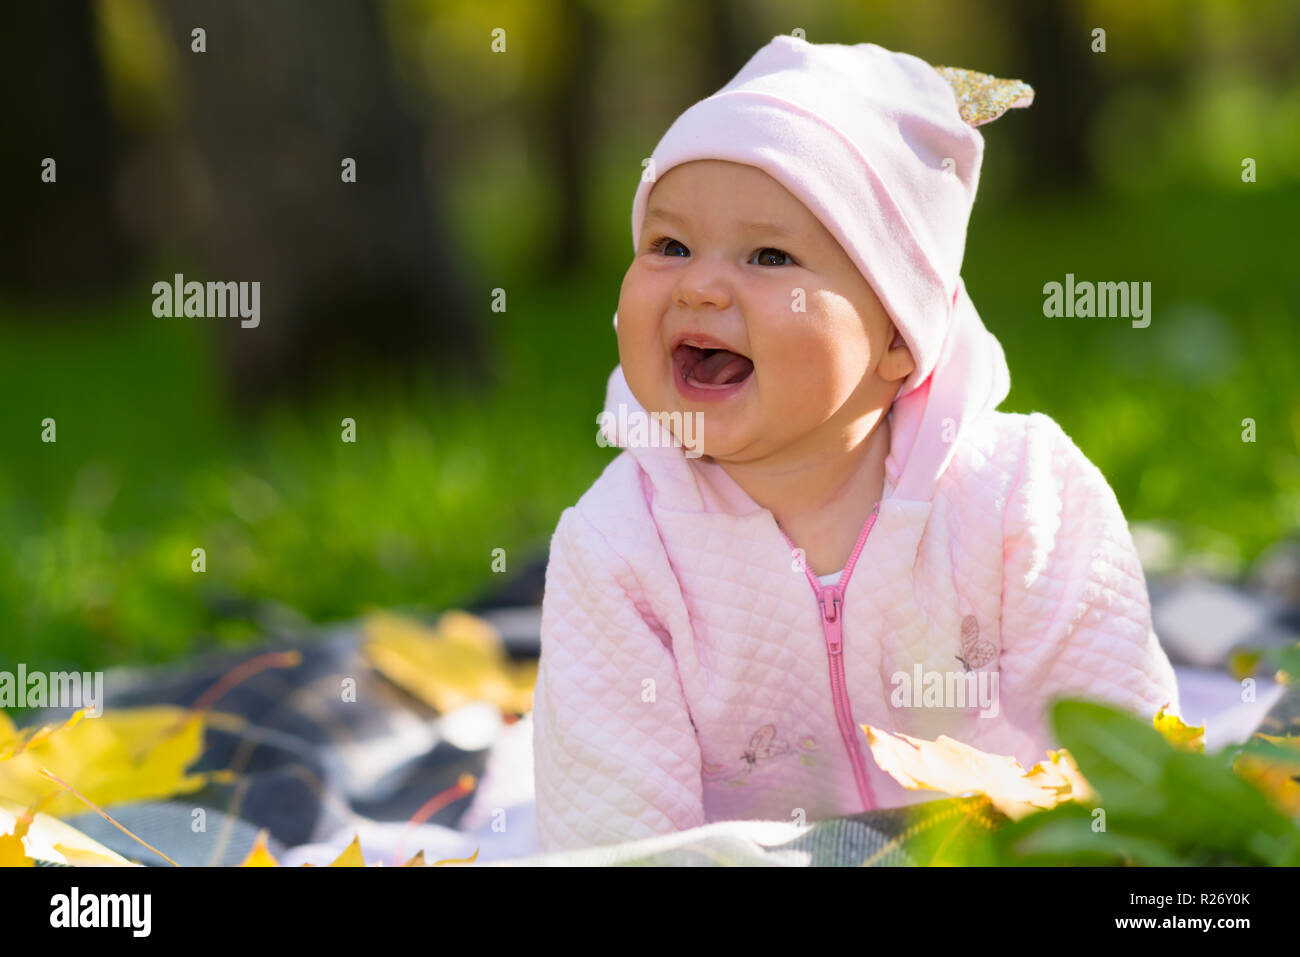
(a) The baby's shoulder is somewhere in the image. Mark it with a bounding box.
[944,410,1090,506]
[572,450,651,522]
[985,409,1103,479]
[945,410,1027,487]
[562,451,660,560]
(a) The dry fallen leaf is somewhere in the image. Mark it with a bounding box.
[1153,707,1205,752]
[0,709,85,762]
[1234,733,1300,816]
[0,706,216,818]
[363,610,536,714]
[0,803,34,867]
[0,797,134,867]
[238,829,280,867]
[329,833,368,867]
[433,846,479,866]
[861,723,1094,820]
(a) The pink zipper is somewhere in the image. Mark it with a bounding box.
[777,501,881,811]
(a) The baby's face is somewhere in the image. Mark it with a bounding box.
[617,159,914,464]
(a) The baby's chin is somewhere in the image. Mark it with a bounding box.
[669,417,763,462]
[623,369,764,455]
[633,399,744,461]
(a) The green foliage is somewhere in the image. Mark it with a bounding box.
[972,699,1300,866]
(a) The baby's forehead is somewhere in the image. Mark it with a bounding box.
[647,165,827,234]
[654,158,789,194]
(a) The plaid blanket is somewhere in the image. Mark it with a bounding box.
[483,805,979,866]
[15,567,1300,866]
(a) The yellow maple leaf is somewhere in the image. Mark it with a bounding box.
[861,723,1094,820]
[433,846,479,866]
[0,798,134,866]
[0,709,85,762]
[362,610,536,715]
[238,829,280,867]
[1234,733,1300,816]
[1153,707,1205,752]
[329,833,368,867]
[0,803,34,867]
[1025,748,1096,803]
[0,706,216,818]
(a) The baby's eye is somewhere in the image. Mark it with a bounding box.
[647,236,688,257]
[751,247,796,267]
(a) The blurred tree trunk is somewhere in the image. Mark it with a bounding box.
[540,0,600,276]
[701,0,751,93]
[154,0,484,408]
[536,0,751,277]
[1001,0,1102,192]
[0,0,140,299]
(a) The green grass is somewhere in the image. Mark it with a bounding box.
[967,182,1300,574]
[1,181,1297,678]
[0,271,622,674]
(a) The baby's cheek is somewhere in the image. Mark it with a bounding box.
[818,324,874,380]
[617,333,668,412]
[617,332,652,391]
[613,295,654,350]
[771,329,853,395]
[616,266,655,318]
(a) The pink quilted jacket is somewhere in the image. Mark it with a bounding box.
[532,365,1181,853]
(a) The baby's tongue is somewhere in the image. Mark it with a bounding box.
[692,349,753,385]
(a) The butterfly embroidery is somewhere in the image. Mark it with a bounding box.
[954,614,997,671]
[740,723,788,768]
[703,725,813,785]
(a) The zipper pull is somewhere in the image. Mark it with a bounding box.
[818,587,843,655]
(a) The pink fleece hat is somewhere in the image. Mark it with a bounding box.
[613,35,1032,504]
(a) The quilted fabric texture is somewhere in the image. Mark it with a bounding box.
[532,366,1181,853]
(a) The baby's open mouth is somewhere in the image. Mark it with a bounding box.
[673,343,755,387]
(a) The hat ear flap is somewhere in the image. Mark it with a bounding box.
[932,65,1034,127]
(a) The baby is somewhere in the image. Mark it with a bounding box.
[531,35,1180,853]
